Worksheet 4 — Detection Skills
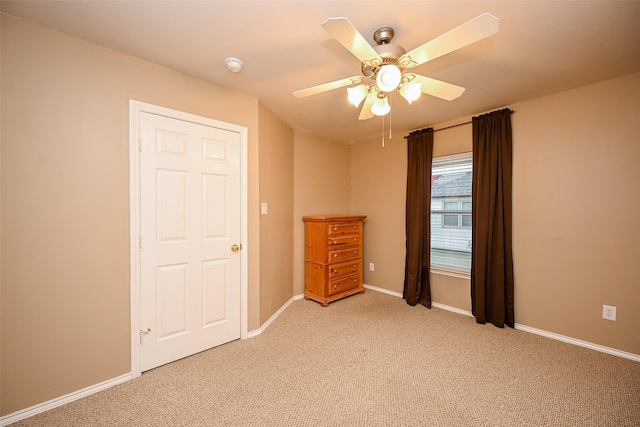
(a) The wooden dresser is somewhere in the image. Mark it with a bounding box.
[303,215,367,306]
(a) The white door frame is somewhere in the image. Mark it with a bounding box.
[129,100,248,378]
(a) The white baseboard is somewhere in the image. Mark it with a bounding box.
[246,294,304,338]
[364,284,475,318]
[0,373,132,426]
[364,283,639,362]
[431,301,474,317]
[363,283,403,298]
[514,324,640,362]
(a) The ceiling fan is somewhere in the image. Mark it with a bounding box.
[293,13,499,120]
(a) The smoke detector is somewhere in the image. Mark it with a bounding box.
[225,57,244,73]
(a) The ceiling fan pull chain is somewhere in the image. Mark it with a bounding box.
[382,114,385,148]
[389,99,393,140]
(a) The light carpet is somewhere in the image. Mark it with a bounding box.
[12,290,640,426]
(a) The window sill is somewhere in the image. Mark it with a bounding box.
[430,267,470,280]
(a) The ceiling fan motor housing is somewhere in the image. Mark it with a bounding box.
[373,27,406,61]
[374,43,406,63]
[367,27,407,81]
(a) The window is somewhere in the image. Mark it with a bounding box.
[431,153,472,275]
[440,201,472,228]
[443,214,460,227]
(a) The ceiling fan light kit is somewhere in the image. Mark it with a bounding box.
[399,81,422,104]
[376,64,402,92]
[371,94,390,116]
[347,84,369,107]
[293,13,499,120]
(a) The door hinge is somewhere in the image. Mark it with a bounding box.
[138,138,142,151]
[139,236,143,249]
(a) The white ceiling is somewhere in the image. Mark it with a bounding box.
[2,1,640,143]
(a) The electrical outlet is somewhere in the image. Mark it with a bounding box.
[369,263,374,272]
[260,202,268,215]
[603,305,617,321]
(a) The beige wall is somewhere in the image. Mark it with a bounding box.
[351,72,640,356]
[511,73,640,355]
[293,132,351,295]
[0,14,288,415]
[350,134,408,292]
[258,103,294,324]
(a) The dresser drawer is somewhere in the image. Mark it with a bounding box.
[327,274,360,296]
[328,222,360,236]
[328,246,360,262]
[329,259,361,279]
[328,234,360,246]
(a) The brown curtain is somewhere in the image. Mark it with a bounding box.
[471,109,515,328]
[403,128,434,307]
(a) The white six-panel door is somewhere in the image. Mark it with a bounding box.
[138,111,242,372]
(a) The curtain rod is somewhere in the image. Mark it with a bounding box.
[433,121,471,132]
[404,109,515,138]
[404,120,470,138]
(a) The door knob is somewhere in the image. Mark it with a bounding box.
[231,244,240,252]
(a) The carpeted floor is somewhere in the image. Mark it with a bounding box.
[11,290,640,426]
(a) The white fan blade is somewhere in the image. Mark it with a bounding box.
[358,92,376,120]
[409,74,465,101]
[322,17,382,67]
[399,13,499,69]
[293,76,363,98]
